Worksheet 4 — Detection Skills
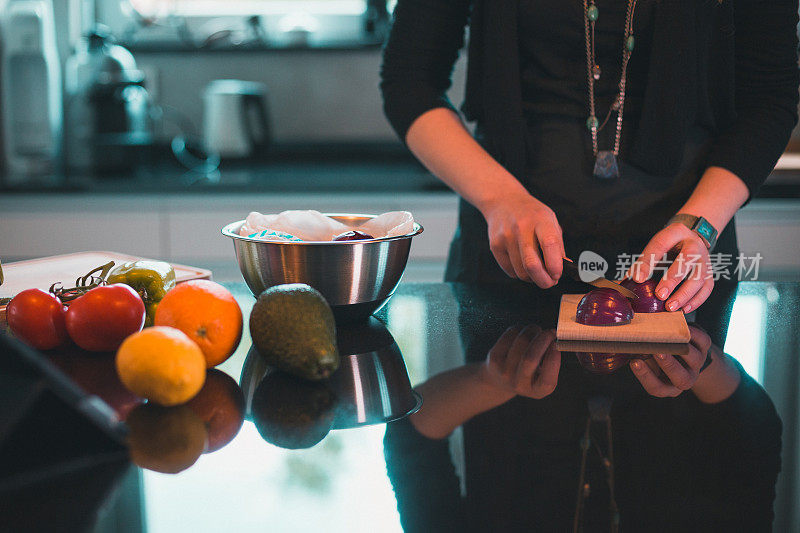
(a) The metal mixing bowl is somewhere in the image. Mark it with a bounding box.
[221,214,424,322]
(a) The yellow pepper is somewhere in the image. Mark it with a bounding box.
[107,260,176,327]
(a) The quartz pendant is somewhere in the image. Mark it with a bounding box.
[593,151,620,179]
[592,64,601,80]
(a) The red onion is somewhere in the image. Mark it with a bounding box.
[576,288,634,326]
[333,231,375,241]
[620,278,665,313]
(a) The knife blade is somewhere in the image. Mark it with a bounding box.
[562,257,638,299]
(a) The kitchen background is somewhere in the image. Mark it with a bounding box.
[0,0,799,284]
[0,2,799,531]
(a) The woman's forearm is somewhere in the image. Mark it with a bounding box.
[405,108,530,213]
[410,364,515,440]
[691,346,742,404]
[674,166,750,232]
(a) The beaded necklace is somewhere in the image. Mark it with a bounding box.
[583,0,638,179]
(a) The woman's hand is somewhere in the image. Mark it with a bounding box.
[478,325,561,399]
[629,325,710,397]
[482,195,565,288]
[628,222,713,313]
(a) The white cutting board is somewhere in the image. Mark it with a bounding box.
[1,251,212,324]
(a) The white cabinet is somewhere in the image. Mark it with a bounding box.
[0,192,460,282]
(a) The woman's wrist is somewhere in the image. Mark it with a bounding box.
[691,346,742,404]
[473,175,532,215]
[675,166,750,234]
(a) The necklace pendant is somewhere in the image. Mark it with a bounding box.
[592,64,601,80]
[593,151,620,179]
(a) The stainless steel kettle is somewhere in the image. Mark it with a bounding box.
[202,80,271,159]
[64,26,153,174]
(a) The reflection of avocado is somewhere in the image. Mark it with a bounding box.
[249,284,340,381]
[126,404,208,474]
[251,371,336,449]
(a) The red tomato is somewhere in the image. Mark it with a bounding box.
[6,288,69,350]
[65,284,146,352]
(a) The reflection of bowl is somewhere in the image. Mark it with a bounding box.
[239,318,420,432]
[221,214,424,323]
[329,318,421,429]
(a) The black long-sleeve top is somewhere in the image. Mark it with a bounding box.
[380,0,800,201]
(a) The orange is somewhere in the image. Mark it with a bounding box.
[116,326,206,406]
[154,280,243,368]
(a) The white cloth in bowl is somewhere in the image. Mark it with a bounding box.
[239,210,415,241]
[358,211,415,238]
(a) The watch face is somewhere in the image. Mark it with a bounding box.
[695,220,716,243]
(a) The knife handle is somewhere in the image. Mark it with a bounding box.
[562,257,581,282]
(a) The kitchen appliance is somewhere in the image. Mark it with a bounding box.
[222,214,424,323]
[0,0,62,179]
[64,26,153,175]
[202,79,271,159]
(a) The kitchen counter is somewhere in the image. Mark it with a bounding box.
[3,281,799,532]
[1,146,800,196]
[0,145,449,194]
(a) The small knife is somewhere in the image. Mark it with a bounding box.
[562,257,638,299]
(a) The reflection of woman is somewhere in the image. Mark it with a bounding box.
[381,1,799,316]
[384,324,781,531]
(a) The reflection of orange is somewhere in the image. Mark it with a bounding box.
[48,347,143,420]
[154,280,243,368]
[187,369,245,452]
[126,403,208,474]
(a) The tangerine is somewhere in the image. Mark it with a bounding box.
[154,280,243,368]
[116,326,206,406]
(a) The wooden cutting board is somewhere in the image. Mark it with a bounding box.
[1,251,212,324]
[556,293,690,343]
[555,339,690,356]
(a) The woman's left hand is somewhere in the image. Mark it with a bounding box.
[629,325,711,397]
[628,222,714,313]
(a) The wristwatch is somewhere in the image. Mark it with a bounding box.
[665,214,718,250]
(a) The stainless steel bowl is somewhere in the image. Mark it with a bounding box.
[222,214,423,322]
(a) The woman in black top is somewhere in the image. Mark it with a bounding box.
[380,1,799,332]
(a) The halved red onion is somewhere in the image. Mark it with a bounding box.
[620,278,665,313]
[333,230,375,241]
[576,288,634,326]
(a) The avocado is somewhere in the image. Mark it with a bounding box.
[251,370,336,449]
[249,283,340,380]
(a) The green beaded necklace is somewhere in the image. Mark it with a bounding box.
[583,0,638,179]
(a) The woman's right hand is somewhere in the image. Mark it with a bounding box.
[482,194,565,287]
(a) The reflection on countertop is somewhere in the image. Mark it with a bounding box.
[2,281,799,532]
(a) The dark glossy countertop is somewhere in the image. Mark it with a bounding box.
[0,145,450,194]
[2,281,799,532]
[1,143,800,197]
